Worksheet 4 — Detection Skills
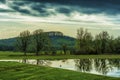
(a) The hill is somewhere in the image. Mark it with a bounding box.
[0,38,16,51]
[0,32,76,51]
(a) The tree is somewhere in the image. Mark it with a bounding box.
[99,31,110,54]
[94,31,110,54]
[108,36,115,53]
[16,30,30,56]
[94,34,102,54]
[61,44,67,55]
[33,29,50,56]
[76,28,93,54]
[114,36,120,53]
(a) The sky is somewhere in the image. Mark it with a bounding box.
[0,0,120,39]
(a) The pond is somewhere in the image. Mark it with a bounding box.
[0,59,120,77]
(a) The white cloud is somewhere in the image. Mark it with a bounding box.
[0,10,116,26]
[0,3,10,9]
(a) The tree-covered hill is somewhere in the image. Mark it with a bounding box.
[0,32,76,51]
[50,35,75,49]
[0,38,16,51]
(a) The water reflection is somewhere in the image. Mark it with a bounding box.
[94,59,113,74]
[75,59,92,72]
[21,59,52,66]
[75,59,120,77]
[0,59,120,77]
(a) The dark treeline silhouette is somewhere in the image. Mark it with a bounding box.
[1,28,120,55]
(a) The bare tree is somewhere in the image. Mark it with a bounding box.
[16,30,30,56]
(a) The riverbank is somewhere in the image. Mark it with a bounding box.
[0,51,120,59]
[0,61,119,80]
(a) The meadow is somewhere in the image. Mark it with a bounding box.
[0,61,120,80]
[0,51,120,59]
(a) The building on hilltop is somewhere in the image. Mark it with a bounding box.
[46,31,63,36]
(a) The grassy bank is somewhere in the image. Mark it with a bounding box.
[0,61,119,80]
[0,51,120,59]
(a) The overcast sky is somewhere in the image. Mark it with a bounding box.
[0,0,120,39]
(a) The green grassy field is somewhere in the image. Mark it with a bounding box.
[0,51,120,80]
[0,61,119,80]
[0,51,120,59]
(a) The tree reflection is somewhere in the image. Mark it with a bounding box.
[21,58,120,76]
[109,59,120,69]
[22,59,27,63]
[94,59,111,74]
[75,59,92,72]
[75,59,120,75]
[21,59,51,66]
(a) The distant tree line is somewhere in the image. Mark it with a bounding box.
[16,28,120,56]
[76,28,120,55]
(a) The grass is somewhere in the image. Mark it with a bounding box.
[0,51,120,80]
[0,61,120,80]
[0,51,120,59]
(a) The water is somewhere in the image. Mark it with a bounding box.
[0,59,120,77]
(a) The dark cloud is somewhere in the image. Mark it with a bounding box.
[31,4,47,13]
[9,2,53,17]
[11,1,25,6]
[43,0,119,15]
[11,6,30,14]
[0,0,5,3]
[56,7,72,16]
[0,8,14,12]
[4,0,120,16]
[22,0,120,7]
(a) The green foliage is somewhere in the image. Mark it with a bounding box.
[0,38,15,51]
[16,30,31,56]
[1,51,120,59]
[0,31,76,55]
[76,28,120,55]
[32,29,50,56]
[76,28,94,54]
[0,28,120,55]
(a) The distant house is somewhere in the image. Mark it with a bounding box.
[46,31,64,36]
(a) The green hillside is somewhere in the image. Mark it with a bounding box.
[0,34,76,51]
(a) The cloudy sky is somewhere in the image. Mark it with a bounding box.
[0,0,120,39]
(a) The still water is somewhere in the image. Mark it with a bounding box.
[0,59,120,77]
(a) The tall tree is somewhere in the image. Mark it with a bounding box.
[94,31,110,54]
[76,28,93,54]
[61,44,67,55]
[99,31,110,54]
[108,36,115,53]
[114,36,120,53]
[33,29,50,56]
[94,34,102,54]
[16,30,30,56]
